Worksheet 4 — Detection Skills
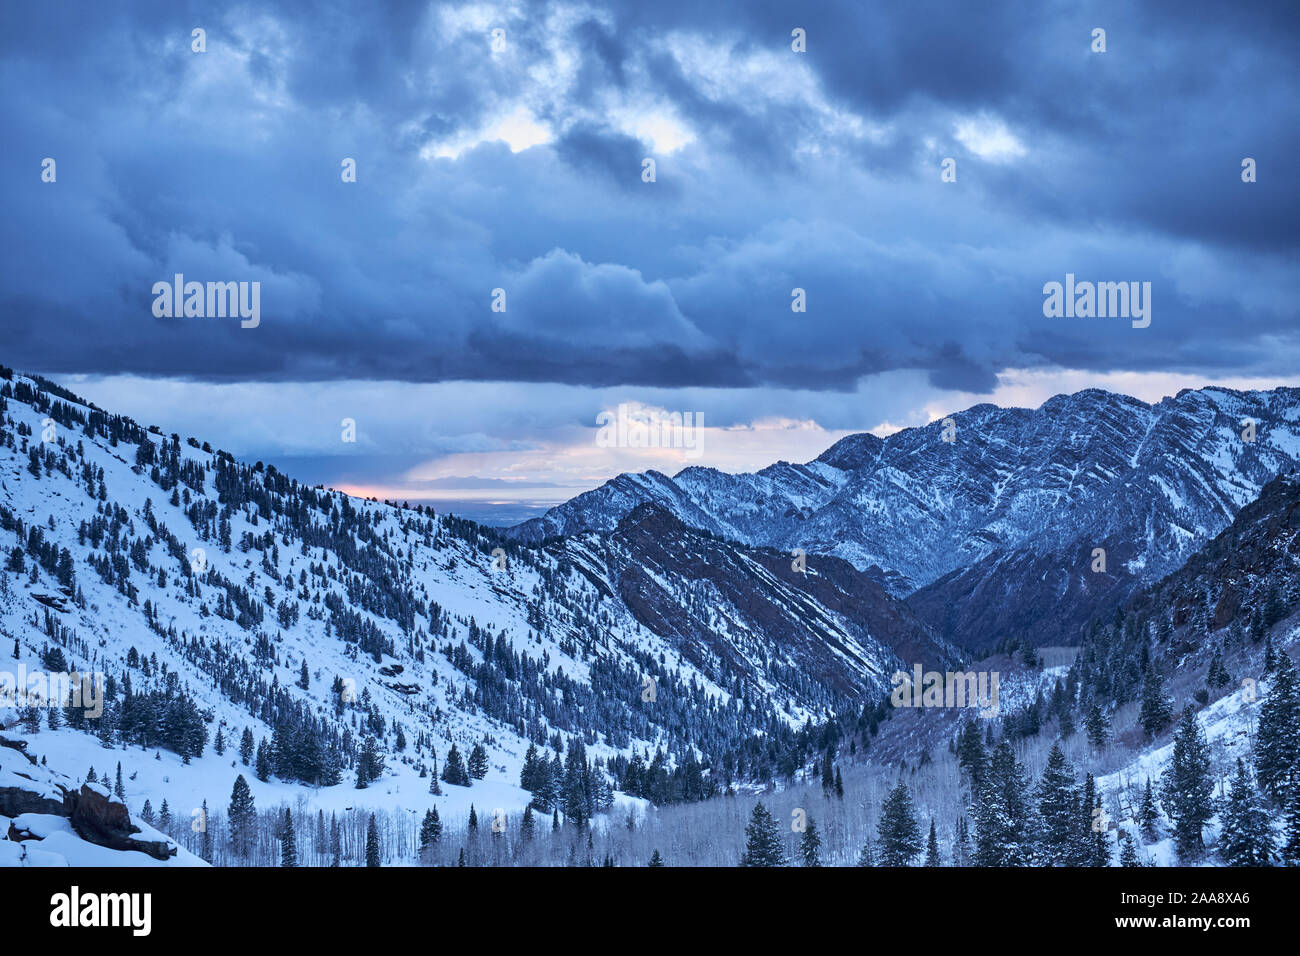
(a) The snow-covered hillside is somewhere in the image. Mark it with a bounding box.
[0,366,946,865]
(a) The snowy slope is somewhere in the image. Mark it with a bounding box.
[0,366,945,865]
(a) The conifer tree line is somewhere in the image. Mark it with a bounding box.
[731,653,1297,868]
[60,644,1300,867]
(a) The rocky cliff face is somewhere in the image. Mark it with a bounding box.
[1,728,180,863]
[554,503,958,708]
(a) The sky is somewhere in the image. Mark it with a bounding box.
[2,1,1297,523]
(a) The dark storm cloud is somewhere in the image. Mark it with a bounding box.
[0,0,1296,394]
[552,124,647,191]
[610,0,1300,248]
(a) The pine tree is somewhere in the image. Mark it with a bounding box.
[740,803,786,866]
[1085,703,1109,749]
[428,750,443,794]
[315,809,329,865]
[974,741,1035,866]
[878,781,923,866]
[159,799,171,832]
[1036,742,1079,865]
[1282,779,1300,866]
[957,721,987,791]
[1082,774,1109,866]
[228,775,256,858]
[520,743,541,793]
[800,815,823,866]
[356,735,385,789]
[255,738,272,782]
[1118,832,1141,867]
[468,741,489,779]
[1138,777,1160,839]
[239,727,254,765]
[856,839,874,866]
[834,766,844,799]
[648,849,664,867]
[924,818,941,866]
[114,763,125,800]
[1219,759,1274,866]
[365,813,381,867]
[560,740,593,826]
[441,743,469,786]
[1255,651,1300,803]
[468,804,478,831]
[1208,648,1231,688]
[419,807,442,857]
[141,799,155,825]
[280,808,298,867]
[1139,667,1174,739]
[520,805,535,841]
[1161,709,1214,860]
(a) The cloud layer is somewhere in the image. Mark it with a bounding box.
[2,0,1295,392]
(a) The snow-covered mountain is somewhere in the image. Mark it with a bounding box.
[0,364,951,864]
[508,387,1300,651]
[818,465,1300,867]
[1124,470,1300,636]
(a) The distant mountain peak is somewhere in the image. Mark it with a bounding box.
[814,431,884,470]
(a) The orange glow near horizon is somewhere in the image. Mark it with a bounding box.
[327,482,574,505]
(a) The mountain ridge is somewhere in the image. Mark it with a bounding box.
[507,385,1300,650]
